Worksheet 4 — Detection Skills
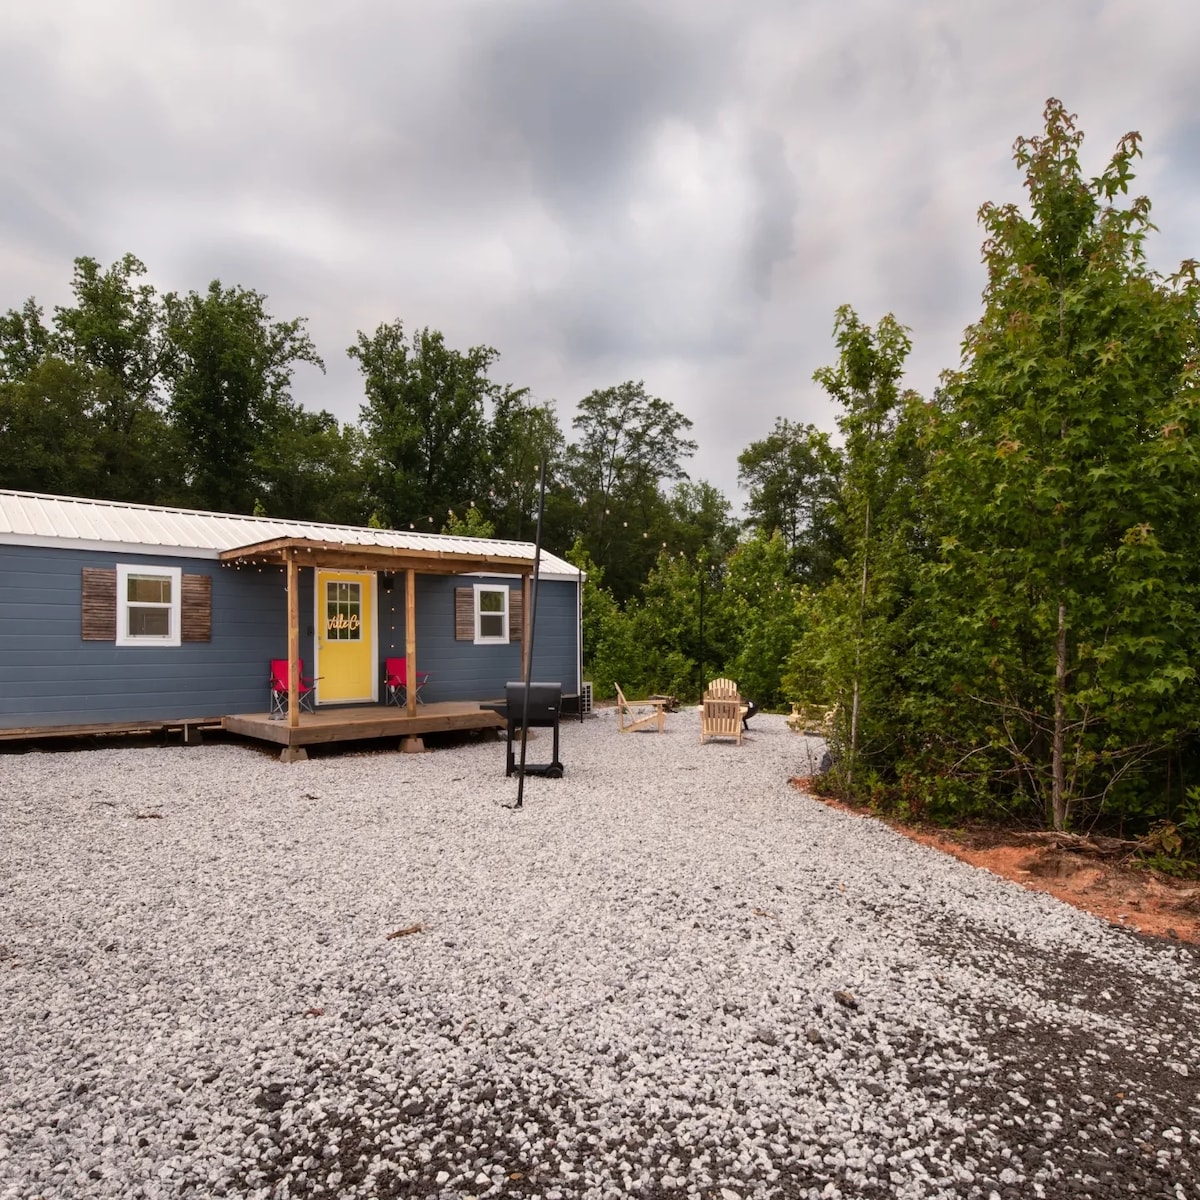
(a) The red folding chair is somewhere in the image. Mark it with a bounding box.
[269,659,318,718]
[383,657,430,706]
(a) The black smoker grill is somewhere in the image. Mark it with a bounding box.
[505,681,564,778]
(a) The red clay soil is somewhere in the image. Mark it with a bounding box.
[790,777,1200,944]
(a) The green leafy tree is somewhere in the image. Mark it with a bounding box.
[54,255,165,407]
[258,410,369,525]
[737,418,844,584]
[3,254,369,525]
[352,322,495,529]
[165,281,325,514]
[921,100,1200,830]
[802,307,926,793]
[722,531,809,709]
[565,380,697,601]
[486,387,567,542]
[0,357,102,494]
[567,540,639,698]
[1,297,91,494]
[51,254,174,501]
[664,480,740,567]
[626,551,710,699]
[442,505,497,538]
[1,257,175,501]
[0,298,53,381]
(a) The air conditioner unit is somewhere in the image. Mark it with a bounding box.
[581,681,594,716]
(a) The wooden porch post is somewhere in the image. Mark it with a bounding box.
[405,568,417,718]
[286,549,300,729]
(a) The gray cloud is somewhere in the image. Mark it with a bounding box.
[468,2,729,213]
[3,0,1199,509]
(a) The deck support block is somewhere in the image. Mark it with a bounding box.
[401,736,425,754]
[279,746,309,763]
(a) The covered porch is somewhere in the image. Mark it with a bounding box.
[219,533,536,760]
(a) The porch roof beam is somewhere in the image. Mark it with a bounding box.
[219,536,533,576]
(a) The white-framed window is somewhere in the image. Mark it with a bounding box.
[474,583,509,644]
[115,564,182,647]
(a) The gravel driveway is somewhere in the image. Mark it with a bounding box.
[1,712,1197,1200]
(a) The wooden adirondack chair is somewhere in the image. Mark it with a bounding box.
[701,677,744,745]
[614,683,667,734]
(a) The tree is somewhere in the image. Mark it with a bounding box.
[50,254,174,501]
[567,540,637,699]
[809,306,925,793]
[626,551,711,699]
[442,505,496,538]
[258,410,369,525]
[1,257,177,501]
[352,322,495,529]
[565,380,697,601]
[664,480,740,568]
[0,298,100,494]
[737,418,844,584]
[921,100,1200,830]
[722,531,809,709]
[0,357,102,495]
[0,298,52,381]
[165,281,325,514]
[486,387,566,542]
[54,255,165,407]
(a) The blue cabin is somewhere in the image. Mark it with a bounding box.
[0,490,583,753]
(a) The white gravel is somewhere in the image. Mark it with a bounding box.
[1,711,1197,1200]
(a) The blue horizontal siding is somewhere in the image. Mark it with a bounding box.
[410,577,578,702]
[0,546,311,728]
[0,545,580,729]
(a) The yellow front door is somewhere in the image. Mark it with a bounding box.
[314,571,376,704]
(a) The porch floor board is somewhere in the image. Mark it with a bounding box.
[222,702,505,747]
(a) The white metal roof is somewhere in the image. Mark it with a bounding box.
[0,490,580,578]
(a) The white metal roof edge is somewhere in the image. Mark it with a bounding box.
[0,491,582,577]
[0,532,221,559]
[458,567,582,582]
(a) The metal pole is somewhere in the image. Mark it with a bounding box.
[698,569,705,699]
[577,562,584,722]
[515,457,547,810]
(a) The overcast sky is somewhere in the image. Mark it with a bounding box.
[3,0,1198,508]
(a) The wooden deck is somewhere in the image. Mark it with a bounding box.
[0,717,222,743]
[222,702,505,748]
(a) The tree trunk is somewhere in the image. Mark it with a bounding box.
[846,501,870,796]
[848,675,861,793]
[1052,596,1068,830]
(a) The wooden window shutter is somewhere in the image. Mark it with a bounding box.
[81,567,117,640]
[181,573,212,642]
[455,587,474,640]
[509,590,523,643]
